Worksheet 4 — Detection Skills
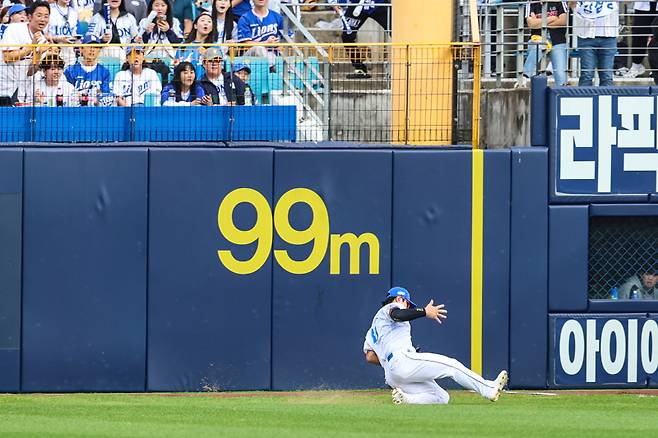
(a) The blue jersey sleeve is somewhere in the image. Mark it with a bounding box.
[100,66,112,93]
[237,14,251,42]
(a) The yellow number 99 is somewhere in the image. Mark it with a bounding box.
[217,188,273,275]
[273,188,330,274]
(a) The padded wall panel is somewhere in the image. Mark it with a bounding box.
[148,148,272,391]
[392,150,472,375]
[548,205,589,312]
[482,150,511,379]
[510,148,548,388]
[0,149,23,392]
[22,149,148,391]
[271,150,391,390]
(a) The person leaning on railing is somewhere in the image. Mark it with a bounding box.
[518,0,569,87]
[160,60,212,104]
[0,1,52,106]
[569,1,619,86]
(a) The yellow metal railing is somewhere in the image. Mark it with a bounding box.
[0,42,480,146]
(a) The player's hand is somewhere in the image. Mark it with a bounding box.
[146,23,156,33]
[102,33,112,43]
[266,36,279,44]
[424,299,447,324]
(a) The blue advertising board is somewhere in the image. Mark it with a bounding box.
[549,88,658,200]
[549,314,658,387]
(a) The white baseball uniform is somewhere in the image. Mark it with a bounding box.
[363,302,500,404]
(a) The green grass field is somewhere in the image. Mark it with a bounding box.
[1,390,657,437]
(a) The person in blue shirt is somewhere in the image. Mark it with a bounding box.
[64,34,112,105]
[230,0,251,21]
[161,60,212,105]
[237,0,282,72]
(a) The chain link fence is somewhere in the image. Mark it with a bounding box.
[588,216,658,300]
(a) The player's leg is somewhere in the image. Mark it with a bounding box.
[395,380,450,405]
[396,351,507,401]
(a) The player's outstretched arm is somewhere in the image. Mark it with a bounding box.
[424,299,448,324]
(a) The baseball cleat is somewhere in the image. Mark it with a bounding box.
[391,388,408,405]
[490,370,508,402]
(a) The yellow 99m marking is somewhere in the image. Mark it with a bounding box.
[217,188,380,276]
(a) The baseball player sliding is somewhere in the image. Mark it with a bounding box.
[363,287,508,404]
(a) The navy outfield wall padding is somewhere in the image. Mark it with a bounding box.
[548,313,652,388]
[548,205,589,312]
[530,75,548,147]
[148,148,272,391]
[0,149,23,392]
[21,149,148,392]
[509,148,548,388]
[589,204,658,216]
[482,150,511,379]
[392,150,472,380]
[271,150,392,390]
[548,86,657,203]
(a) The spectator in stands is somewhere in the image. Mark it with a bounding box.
[569,1,619,86]
[172,0,194,37]
[139,0,183,84]
[0,4,28,40]
[231,0,251,22]
[94,0,148,23]
[647,14,658,83]
[86,0,141,45]
[161,60,212,104]
[231,61,254,104]
[0,1,52,106]
[237,0,284,73]
[619,269,658,299]
[334,0,390,80]
[64,35,112,105]
[198,47,236,104]
[18,52,79,106]
[177,11,216,74]
[622,1,657,78]
[47,0,80,66]
[518,1,568,88]
[213,0,237,42]
[113,45,162,105]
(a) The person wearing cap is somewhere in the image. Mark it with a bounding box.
[18,52,79,106]
[230,61,255,105]
[198,47,238,105]
[0,1,52,106]
[363,286,508,405]
[618,269,658,300]
[0,4,28,40]
[64,35,112,105]
[113,45,162,105]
